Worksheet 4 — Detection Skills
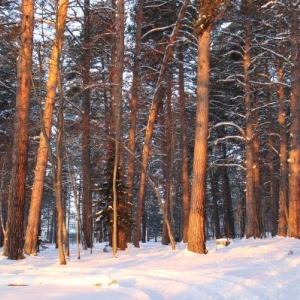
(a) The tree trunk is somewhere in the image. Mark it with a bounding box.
[81,0,92,250]
[4,0,34,260]
[210,171,221,239]
[243,0,259,239]
[162,75,174,245]
[178,45,190,243]
[221,144,235,239]
[187,25,210,254]
[126,0,143,240]
[277,14,287,237]
[288,3,300,238]
[111,0,125,257]
[265,65,276,237]
[24,0,69,255]
[252,91,263,235]
[133,0,190,248]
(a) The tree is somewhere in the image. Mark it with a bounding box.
[111,0,125,256]
[133,0,190,248]
[288,1,300,238]
[187,0,229,254]
[242,0,259,239]
[24,0,69,258]
[3,0,35,260]
[178,45,190,243]
[81,0,93,251]
[277,11,288,237]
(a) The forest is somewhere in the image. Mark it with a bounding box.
[0,0,299,264]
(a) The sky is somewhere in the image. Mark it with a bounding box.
[1,236,300,299]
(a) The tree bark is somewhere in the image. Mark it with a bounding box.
[4,0,34,260]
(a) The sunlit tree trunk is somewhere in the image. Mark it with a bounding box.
[288,3,300,238]
[24,0,69,256]
[4,0,35,259]
[187,22,211,254]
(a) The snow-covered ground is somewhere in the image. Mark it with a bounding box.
[1,237,299,299]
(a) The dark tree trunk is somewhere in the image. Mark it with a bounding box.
[178,46,190,243]
[81,0,92,250]
[277,13,288,237]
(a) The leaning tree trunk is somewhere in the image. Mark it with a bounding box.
[4,0,35,260]
[24,0,69,255]
[134,0,190,248]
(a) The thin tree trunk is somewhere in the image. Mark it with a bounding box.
[134,0,190,248]
[112,0,125,257]
[178,46,190,243]
[162,75,173,245]
[81,0,92,250]
[265,65,276,237]
[252,91,263,235]
[24,0,69,255]
[4,0,34,260]
[66,152,81,259]
[210,171,221,239]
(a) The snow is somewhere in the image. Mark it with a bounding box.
[1,237,300,299]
